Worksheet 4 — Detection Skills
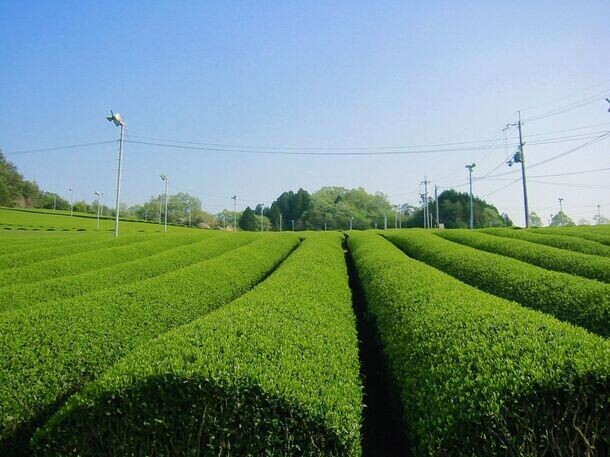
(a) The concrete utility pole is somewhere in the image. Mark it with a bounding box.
[106,111,126,237]
[94,191,101,230]
[231,196,237,231]
[159,197,162,224]
[506,112,530,227]
[421,178,430,229]
[434,185,440,228]
[188,202,192,227]
[598,204,602,224]
[465,163,476,229]
[279,213,282,232]
[349,216,353,230]
[291,219,295,231]
[394,206,398,228]
[160,174,168,232]
[384,214,387,230]
[420,194,426,228]
[558,198,564,226]
[259,204,264,232]
[69,187,74,216]
[53,194,57,211]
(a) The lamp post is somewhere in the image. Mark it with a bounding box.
[231,196,237,231]
[69,187,74,216]
[160,174,168,232]
[94,192,101,230]
[465,163,476,229]
[106,111,126,237]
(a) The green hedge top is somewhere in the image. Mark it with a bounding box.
[0,231,211,288]
[348,231,610,456]
[0,233,240,313]
[386,229,610,337]
[437,229,610,283]
[0,233,299,453]
[481,227,610,257]
[34,232,362,456]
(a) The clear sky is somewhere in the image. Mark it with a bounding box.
[1,1,609,225]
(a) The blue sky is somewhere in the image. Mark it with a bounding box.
[1,1,609,225]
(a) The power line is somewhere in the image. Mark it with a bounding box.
[3,140,116,156]
[523,88,610,122]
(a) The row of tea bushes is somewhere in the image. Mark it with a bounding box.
[385,230,610,337]
[437,229,610,283]
[34,233,362,456]
[348,231,610,456]
[0,233,299,453]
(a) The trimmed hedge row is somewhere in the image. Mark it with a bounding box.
[539,227,610,246]
[0,233,299,453]
[0,233,151,270]
[0,231,215,288]
[0,232,107,256]
[348,231,610,456]
[480,227,610,257]
[385,230,610,337]
[437,229,610,283]
[0,232,250,313]
[34,233,362,456]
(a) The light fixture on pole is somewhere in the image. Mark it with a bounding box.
[69,187,74,216]
[94,192,101,230]
[231,196,237,231]
[558,197,564,227]
[160,174,168,232]
[106,111,126,237]
[465,163,476,229]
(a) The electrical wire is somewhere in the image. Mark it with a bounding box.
[3,140,117,156]
[523,88,610,122]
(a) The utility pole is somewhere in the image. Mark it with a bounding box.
[558,198,564,226]
[507,112,530,227]
[434,185,440,228]
[94,191,101,230]
[420,194,426,228]
[384,214,387,230]
[53,194,57,211]
[106,111,126,237]
[421,178,430,229]
[259,204,264,232]
[465,163,476,229]
[279,213,282,232]
[598,204,602,224]
[69,187,74,216]
[291,219,295,231]
[159,196,162,224]
[188,202,192,227]
[394,206,398,228]
[231,196,237,231]
[160,174,168,232]
[349,216,353,230]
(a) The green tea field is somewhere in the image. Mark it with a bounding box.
[0,208,608,456]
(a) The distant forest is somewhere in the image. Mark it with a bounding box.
[0,151,511,229]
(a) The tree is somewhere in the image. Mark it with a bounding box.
[266,188,312,230]
[404,189,508,228]
[550,211,575,227]
[593,213,609,225]
[529,212,543,227]
[577,218,591,226]
[239,206,257,231]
